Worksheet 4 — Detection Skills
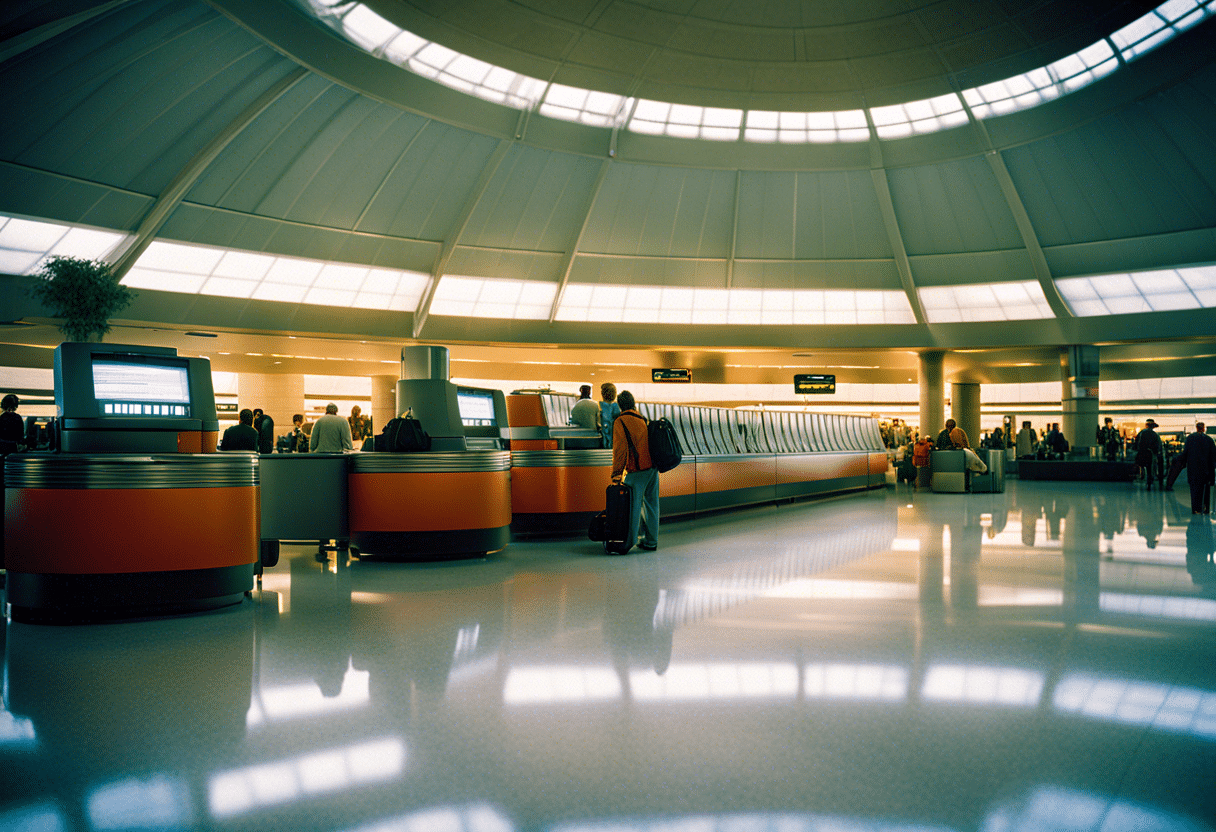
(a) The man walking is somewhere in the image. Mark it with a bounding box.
[611,391,659,551]
[1181,423,1216,514]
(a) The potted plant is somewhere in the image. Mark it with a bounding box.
[29,255,135,342]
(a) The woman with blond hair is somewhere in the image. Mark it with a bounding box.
[599,382,620,448]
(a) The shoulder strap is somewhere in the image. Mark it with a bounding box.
[620,412,644,470]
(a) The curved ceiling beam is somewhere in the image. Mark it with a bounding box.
[549,157,612,323]
[870,169,926,325]
[0,0,131,64]
[412,138,514,339]
[985,149,1073,319]
[110,66,309,280]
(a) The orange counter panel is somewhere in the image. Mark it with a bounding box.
[5,487,258,574]
[695,458,776,493]
[512,465,613,514]
[869,452,889,474]
[659,463,695,497]
[776,453,868,484]
[349,471,511,532]
[506,395,546,427]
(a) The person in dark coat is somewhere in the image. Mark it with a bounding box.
[1180,422,1216,514]
[220,409,259,451]
[252,408,275,454]
[1134,419,1164,490]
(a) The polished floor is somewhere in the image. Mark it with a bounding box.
[3,477,1216,832]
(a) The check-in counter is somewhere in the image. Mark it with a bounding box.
[505,393,888,532]
[931,450,967,493]
[259,453,350,557]
[3,453,258,623]
[348,450,511,558]
[510,448,612,533]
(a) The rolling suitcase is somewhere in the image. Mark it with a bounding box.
[602,481,634,555]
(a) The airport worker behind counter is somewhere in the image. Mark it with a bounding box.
[599,382,620,448]
[611,390,659,552]
[289,413,309,452]
[310,402,354,453]
[1,393,25,456]
[348,405,372,444]
[570,385,601,433]
[1180,422,1216,514]
[220,409,259,451]
[252,408,274,454]
[1134,419,1164,490]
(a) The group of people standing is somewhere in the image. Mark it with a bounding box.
[569,382,623,449]
[219,403,373,453]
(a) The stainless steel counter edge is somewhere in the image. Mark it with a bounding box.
[350,451,512,473]
[4,454,260,489]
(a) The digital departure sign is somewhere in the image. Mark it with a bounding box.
[652,368,692,383]
[794,374,836,394]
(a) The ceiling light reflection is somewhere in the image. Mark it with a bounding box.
[88,775,192,830]
[983,784,1211,832]
[552,812,957,832]
[1100,591,1216,622]
[630,663,799,701]
[1055,673,1216,739]
[208,737,406,819]
[0,803,65,832]
[246,665,370,727]
[0,708,36,746]
[922,665,1044,707]
[342,804,514,832]
[805,664,908,701]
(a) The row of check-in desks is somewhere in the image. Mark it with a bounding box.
[509,395,888,532]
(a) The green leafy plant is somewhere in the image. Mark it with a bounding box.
[29,255,135,342]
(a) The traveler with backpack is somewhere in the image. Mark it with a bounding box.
[611,391,659,552]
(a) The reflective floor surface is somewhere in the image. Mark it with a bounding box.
[3,478,1215,832]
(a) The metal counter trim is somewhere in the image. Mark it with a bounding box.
[4,454,259,489]
[510,449,613,468]
[350,451,511,473]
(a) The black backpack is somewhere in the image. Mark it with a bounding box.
[378,414,431,452]
[647,416,683,473]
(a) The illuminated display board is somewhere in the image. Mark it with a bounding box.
[652,368,692,383]
[794,374,836,394]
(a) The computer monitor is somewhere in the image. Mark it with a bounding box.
[456,387,497,428]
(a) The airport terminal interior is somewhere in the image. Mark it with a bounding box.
[2,0,1216,830]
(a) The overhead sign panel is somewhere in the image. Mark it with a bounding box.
[794,373,835,394]
[652,368,692,383]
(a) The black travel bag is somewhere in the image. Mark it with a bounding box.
[378,414,431,452]
[648,417,683,473]
[600,482,634,555]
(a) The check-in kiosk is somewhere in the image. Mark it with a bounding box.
[3,343,259,623]
[348,346,512,559]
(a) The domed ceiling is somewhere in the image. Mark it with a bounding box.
[0,0,1214,384]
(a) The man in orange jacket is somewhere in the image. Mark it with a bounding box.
[611,390,659,551]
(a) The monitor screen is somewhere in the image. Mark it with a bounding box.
[457,388,497,427]
[92,358,192,417]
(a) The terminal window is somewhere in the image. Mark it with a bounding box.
[457,390,496,427]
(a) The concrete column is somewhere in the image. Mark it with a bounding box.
[371,374,397,433]
[918,351,945,441]
[236,373,305,440]
[1061,345,1100,452]
[951,382,981,448]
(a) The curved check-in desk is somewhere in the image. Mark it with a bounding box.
[3,453,259,623]
[348,450,512,558]
[507,394,888,533]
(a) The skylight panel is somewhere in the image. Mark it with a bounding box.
[50,227,127,260]
[871,93,967,140]
[122,268,207,293]
[918,281,1053,323]
[628,99,742,141]
[382,30,427,63]
[1112,0,1212,60]
[744,109,869,143]
[555,283,915,325]
[1057,266,1216,316]
[0,216,69,253]
[430,276,556,319]
[338,5,401,52]
[540,84,630,128]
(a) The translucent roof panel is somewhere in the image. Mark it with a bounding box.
[743,110,869,144]
[125,239,428,311]
[429,276,557,320]
[0,213,128,275]
[870,94,968,140]
[628,100,743,141]
[918,281,1054,323]
[540,85,632,128]
[555,284,916,325]
[1056,266,1216,316]
[1112,0,1215,62]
